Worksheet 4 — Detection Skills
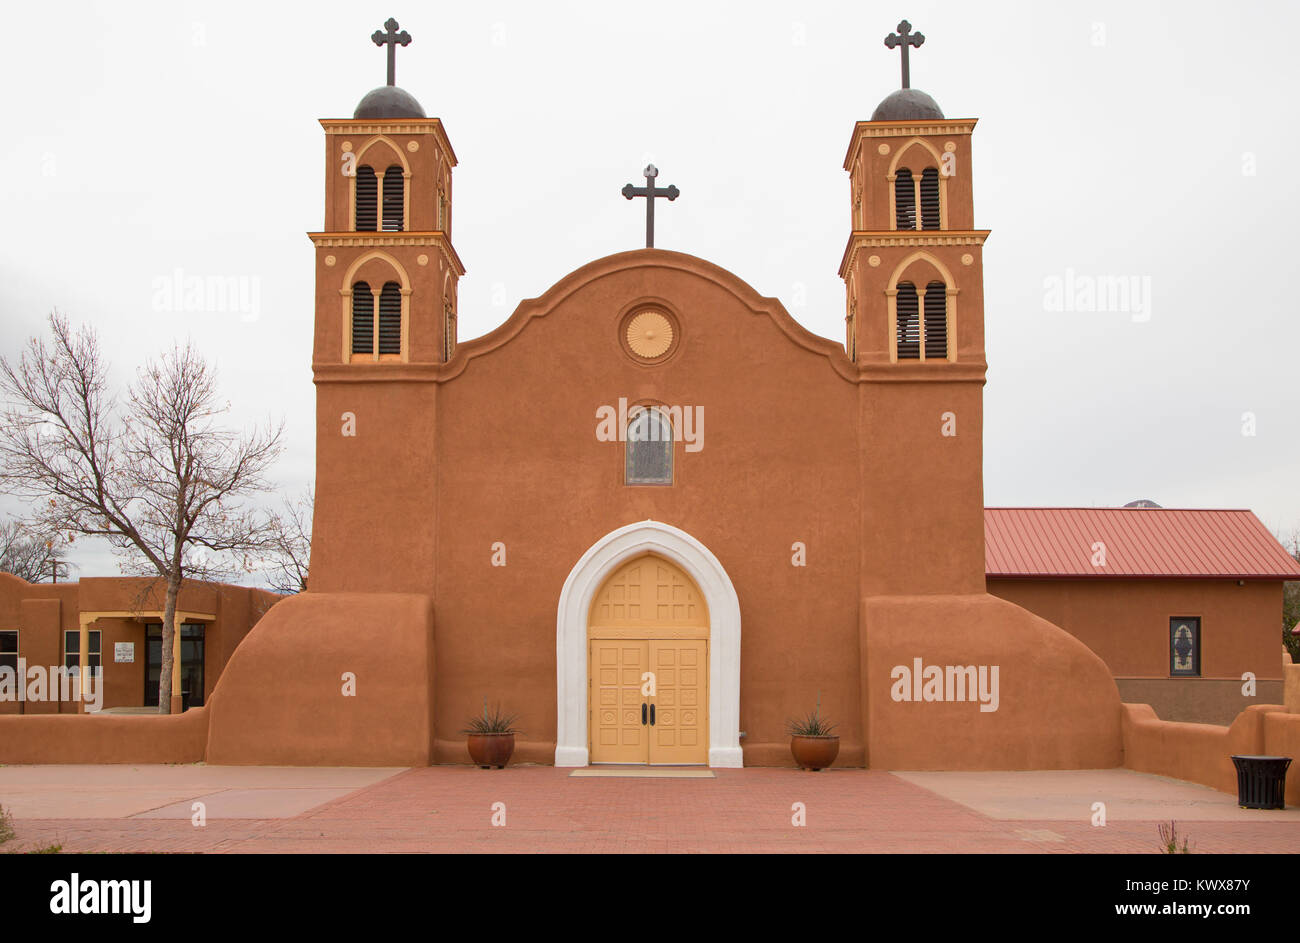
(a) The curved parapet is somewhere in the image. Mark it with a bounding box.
[862,593,1124,769]
[205,592,434,766]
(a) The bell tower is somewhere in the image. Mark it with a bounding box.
[308,19,461,594]
[844,21,991,596]
[310,17,464,368]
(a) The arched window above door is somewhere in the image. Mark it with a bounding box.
[625,406,673,485]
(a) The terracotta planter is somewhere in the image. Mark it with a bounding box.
[790,735,839,771]
[466,732,515,769]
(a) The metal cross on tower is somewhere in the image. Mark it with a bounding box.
[884,20,925,89]
[621,165,680,249]
[372,17,412,87]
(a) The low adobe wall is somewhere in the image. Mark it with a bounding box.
[1121,703,1300,799]
[0,706,208,764]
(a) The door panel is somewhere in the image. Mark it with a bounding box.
[589,640,649,764]
[648,640,708,765]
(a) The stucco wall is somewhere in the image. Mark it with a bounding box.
[0,707,208,764]
[204,592,434,766]
[862,593,1123,769]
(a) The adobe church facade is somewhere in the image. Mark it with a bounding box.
[193,20,1128,769]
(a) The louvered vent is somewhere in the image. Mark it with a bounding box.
[444,306,456,362]
[378,282,402,354]
[355,166,377,231]
[896,283,920,359]
[382,165,404,232]
[924,281,948,360]
[351,282,374,355]
[920,168,940,230]
[894,169,916,230]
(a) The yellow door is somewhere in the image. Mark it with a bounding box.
[587,554,710,766]
[589,640,650,764]
[648,639,708,765]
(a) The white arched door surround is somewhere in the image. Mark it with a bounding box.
[555,520,742,768]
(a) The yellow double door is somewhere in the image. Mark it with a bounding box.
[589,639,708,765]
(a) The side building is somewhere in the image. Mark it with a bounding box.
[0,574,281,714]
[985,507,1300,724]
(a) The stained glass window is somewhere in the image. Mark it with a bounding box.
[625,407,673,485]
[1169,617,1200,676]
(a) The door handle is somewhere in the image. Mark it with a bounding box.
[641,703,647,726]
[650,704,656,726]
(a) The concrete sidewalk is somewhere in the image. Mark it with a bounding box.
[1,765,1296,853]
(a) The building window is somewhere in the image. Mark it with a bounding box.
[443,298,456,362]
[1169,617,1200,676]
[923,280,948,359]
[0,630,16,676]
[894,169,916,230]
[896,282,920,359]
[382,165,404,232]
[377,282,402,355]
[625,406,673,485]
[64,629,102,677]
[355,165,378,231]
[351,282,375,355]
[920,168,941,230]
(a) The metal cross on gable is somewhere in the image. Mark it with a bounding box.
[621,165,680,249]
[372,17,412,87]
[884,20,925,89]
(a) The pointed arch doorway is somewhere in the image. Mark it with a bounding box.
[556,520,742,768]
[588,554,709,765]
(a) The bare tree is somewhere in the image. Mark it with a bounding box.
[0,518,64,582]
[0,312,283,712]
[263,485,312,595]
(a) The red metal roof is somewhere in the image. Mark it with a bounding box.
[984,508,1300,579]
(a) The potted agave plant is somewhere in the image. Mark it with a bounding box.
[787,695,839,771]
[462,700,519,769]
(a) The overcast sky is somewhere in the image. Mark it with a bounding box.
[2,0,1297,581]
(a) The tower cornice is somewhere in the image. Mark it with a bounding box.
[308,231,466,276]
[839,230,991,278]
[844,118,978,170]
[319,118,458,166]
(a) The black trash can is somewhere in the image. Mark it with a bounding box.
[1229,755,1292,809]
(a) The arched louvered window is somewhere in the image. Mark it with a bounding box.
[625,407,673,485]
[382,165,404,232]
[355,166,377,231]
[895,282,920,359]
[350,282,374,355]
[894,169,916,230]
[377,282,402,355]
[920,168,941,230]
[924,281,948,359]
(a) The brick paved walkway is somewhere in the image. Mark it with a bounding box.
[4,766,1299,853]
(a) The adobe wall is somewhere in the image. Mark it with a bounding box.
[205,592,434,766]
[989,577,1282,723]
[1120,703,1300,801]
[0,706,208,764]
[861,593,1123,769]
